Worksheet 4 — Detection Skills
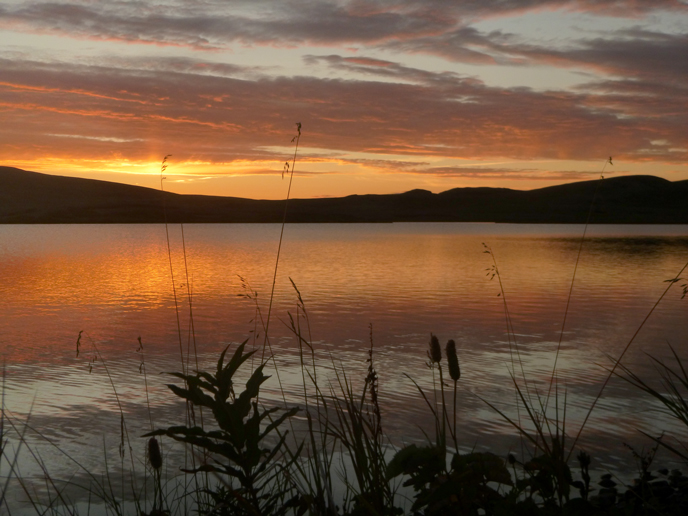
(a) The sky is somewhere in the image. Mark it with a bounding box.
[1,0,687,199]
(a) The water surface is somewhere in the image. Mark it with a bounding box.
[1,223,687,507]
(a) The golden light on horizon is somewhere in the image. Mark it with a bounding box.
[5,151,688,200]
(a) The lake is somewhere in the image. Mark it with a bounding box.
[1,223,687,509]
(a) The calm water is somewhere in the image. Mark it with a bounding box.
[1,223,687,506]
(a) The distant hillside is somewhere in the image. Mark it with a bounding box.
[1,166,687,223]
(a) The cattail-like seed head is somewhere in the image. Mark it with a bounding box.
[508,453,516,466]
[148,437,162,470]
[445,339,461,381]
[428,334,442,364]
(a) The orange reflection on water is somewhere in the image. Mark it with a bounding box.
[1,224,686,366]
[1,223,688,493]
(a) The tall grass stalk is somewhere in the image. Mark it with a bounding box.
[262,122,302,361]
[0,386,34,510]
[476,160,614,507]
[159,155,187,379]
[0,367,8,506]
[483,244,528,392]
[614,344,688,461]
[3,405,130,515]
[158,154,210,511]
[445,339,460,451]
[476,157,688,511]
[569,256,688,460]
[136,337,155,433]
[427,334,447,451]
[284,280,338,515]
[76,331,143,510]
[180,224,203,422]
[544,160,611,412]
[249,125,304,454]
[482,168,603,461]
[482,243,531,459]
[325,328,399,515]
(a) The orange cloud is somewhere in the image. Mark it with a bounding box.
[1,0,686,197]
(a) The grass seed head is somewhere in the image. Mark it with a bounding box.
[446,339,461,381]
[428,334,442,364]
[148,437,163,470]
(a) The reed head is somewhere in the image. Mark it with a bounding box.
[148,437,163,470]
[428,334,442,364]
[445,339,461,381]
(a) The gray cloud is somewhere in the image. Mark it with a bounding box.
[1,54,685,165]
[0,1,452,49]
[378,25,688,89]
[505,28,688,86]
[379,26,514,66]
[303,54,481,87]
[1,0,684,51]
[2,0,685,100]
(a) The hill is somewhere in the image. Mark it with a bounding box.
[1,166,687,223]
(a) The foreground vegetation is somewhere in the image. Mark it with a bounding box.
[2,320,688,516]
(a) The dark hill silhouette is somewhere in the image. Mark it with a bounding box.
[1,166,686,223]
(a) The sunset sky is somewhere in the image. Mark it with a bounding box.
[1,0,687,199]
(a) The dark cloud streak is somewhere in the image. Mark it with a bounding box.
[1,55,685,165]
[1,0,685,50]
